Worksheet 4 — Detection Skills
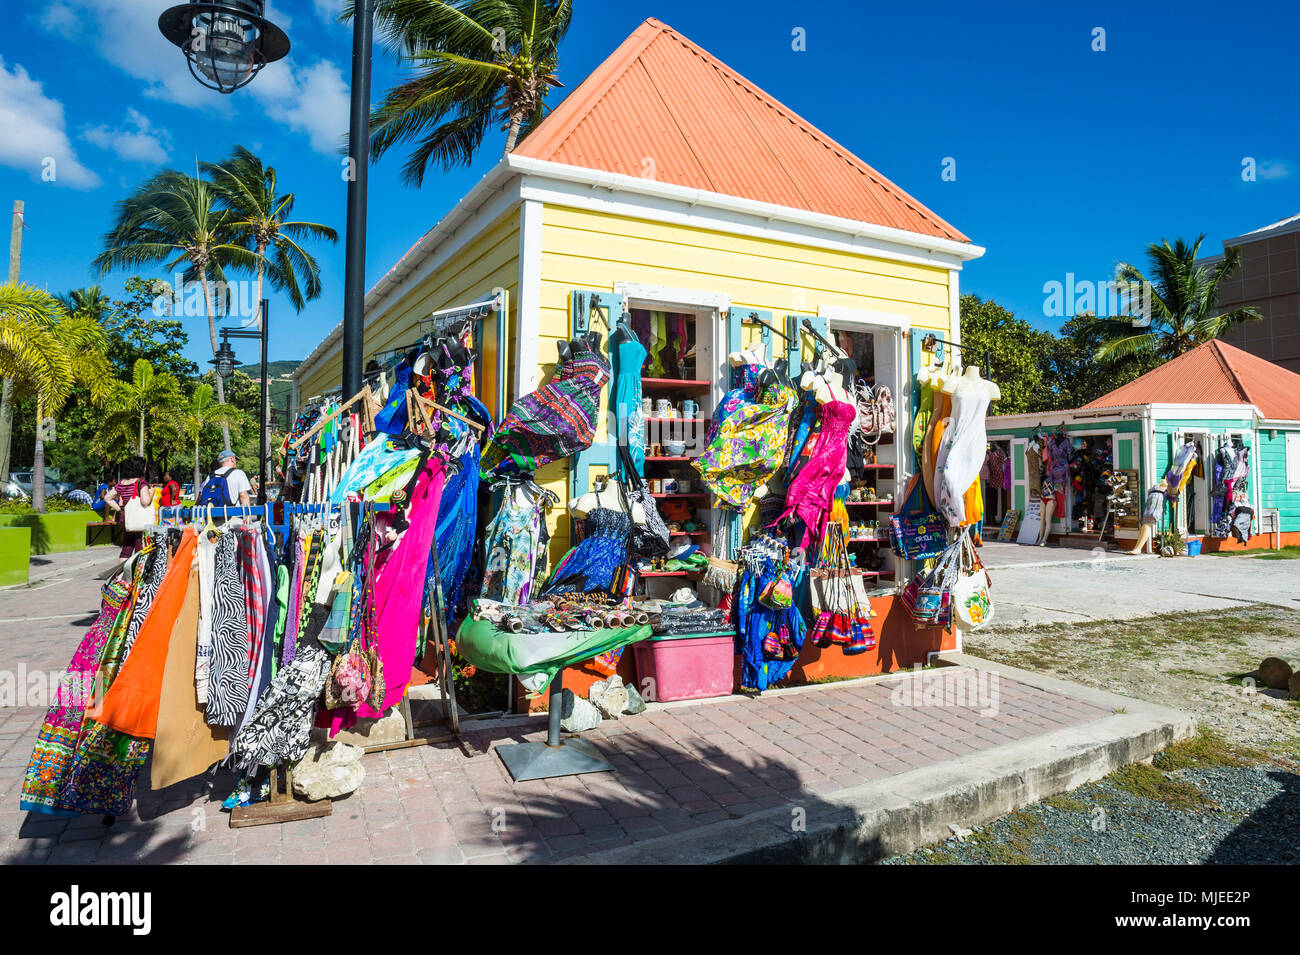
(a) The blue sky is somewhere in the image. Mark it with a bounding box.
[1,0,1297,369]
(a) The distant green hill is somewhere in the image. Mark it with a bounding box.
[238,360,301,425]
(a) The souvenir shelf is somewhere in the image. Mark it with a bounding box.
[632,310,713,588]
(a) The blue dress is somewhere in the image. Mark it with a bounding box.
[615,334,649,477]
[543,507,631,596]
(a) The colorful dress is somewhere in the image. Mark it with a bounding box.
[694,372,795,508]
[614,334,649,477]
[481,334,610,477]
[481,478,549,605]
[776,399,855,549]
[19,579,130,816]
[543,507,631,596]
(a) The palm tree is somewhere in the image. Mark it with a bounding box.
[93,170,257,447]
[179,383,243,491]
[1093,235,1263,362]
[351,0,571,186]
[0,285,113,512]
[201,146,339,313]
[56,285,113,324]
[97,359,186,465]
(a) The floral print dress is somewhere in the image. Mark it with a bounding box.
[694,368,796,508]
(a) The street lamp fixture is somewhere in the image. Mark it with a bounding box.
[163,0,372,399]
[158,0,290,94]
[210,339,237,379]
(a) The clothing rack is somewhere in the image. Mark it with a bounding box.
[919,332,994,383]
[159,502,334,542]
[738,311,791,342]
[800,317,846,359]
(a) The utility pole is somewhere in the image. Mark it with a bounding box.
[0,200,24,483]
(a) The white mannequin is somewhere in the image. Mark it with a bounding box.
[800,366,852,405]
[959,363,1001,402]
[728,341,767,367]
[569,478,645,523]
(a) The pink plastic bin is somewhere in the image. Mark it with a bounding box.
[633,632,735,702]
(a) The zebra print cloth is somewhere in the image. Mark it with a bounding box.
[230,636,330,770]
[205,532,251,727]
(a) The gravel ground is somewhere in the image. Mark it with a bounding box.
[880,761,1300,865]
[965,604,1300,747]
[879,597,1300,866]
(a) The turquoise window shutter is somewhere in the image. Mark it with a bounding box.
[785,314,812,376]
[729,308,773,385]
[569,289,624,494]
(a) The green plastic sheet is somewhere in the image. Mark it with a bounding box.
[455,617,652,695]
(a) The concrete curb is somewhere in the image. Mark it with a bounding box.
[564,655,1194,865]
[982,553,1158,571]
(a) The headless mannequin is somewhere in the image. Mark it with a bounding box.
[1035,436,1055,545]
[959,363,1001,402]
[800,364,853,406]
[569,478,645,524]
[1036,496,1056,546]
[727,341,767,368]
[1126,479,1169,555]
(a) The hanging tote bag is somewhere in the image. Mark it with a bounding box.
[889,475,947,559]
[857,382,897,444]
[901,534,962,627]
[618,444,670,557]
[124,490,154,532]
[950,532,994,630]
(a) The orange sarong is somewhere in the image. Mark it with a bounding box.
[95,528,197,739]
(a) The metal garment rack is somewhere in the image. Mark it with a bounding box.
[919,332,994,383]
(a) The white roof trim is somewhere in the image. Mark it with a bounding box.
[506,154,984,264]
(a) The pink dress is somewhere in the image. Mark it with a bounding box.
[328,457,446,732]
[777,400,855,549]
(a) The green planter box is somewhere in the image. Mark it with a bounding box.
[0,511,99,555]
[0,526,30,586]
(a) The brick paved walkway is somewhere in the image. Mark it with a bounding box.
[0,552,1112,865]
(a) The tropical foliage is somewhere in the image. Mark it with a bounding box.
[0,285,113,511]
[96,359,186,461]
[180,383,245,491]
[201,145,338,313]
[93,169,257,446]
[1093,236,1263,362]
[355,0,572,185]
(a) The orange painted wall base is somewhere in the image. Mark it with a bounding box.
[515,594,954,712]
[1196,531,1300,553]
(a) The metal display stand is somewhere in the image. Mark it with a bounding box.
[496,672,615,782]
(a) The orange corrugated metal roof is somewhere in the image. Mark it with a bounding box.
[515,18,969,243]
[1082,340,1300,419]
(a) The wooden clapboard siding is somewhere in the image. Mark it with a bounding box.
[296,209,521,401]
[1257,429,1300,530]
[532,202,954,563]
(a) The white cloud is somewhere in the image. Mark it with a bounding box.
[1258,160,1294,181]
[0,58,100,189]
[250,59,350,155]
[39,0,350,155]
[37,2,81,34]
[37,0,224,107]
[311,0,346,26]
[82,107,172,164]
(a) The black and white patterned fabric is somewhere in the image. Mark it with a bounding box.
[205,532,251,727]
[121,532,170,658]
[230,635,330,770]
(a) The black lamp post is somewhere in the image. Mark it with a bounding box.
[211,300,270,505]
[161,0,373,397]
